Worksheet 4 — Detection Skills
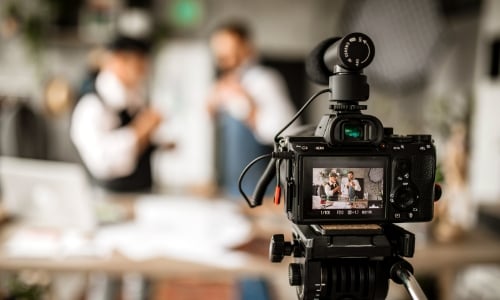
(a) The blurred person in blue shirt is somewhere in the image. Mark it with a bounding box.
[207,21,296,196]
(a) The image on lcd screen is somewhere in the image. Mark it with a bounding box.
[312,167,384,211]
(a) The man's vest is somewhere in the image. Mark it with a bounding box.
[82,82,153,192]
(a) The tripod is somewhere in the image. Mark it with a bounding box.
[269,224,427,300]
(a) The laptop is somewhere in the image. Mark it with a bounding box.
[0,156,97,232]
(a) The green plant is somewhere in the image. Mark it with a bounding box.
[5,278,46,300]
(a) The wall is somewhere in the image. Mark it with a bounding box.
[0,36,89,162]
[470,0,500,203]
[202,0,343,58]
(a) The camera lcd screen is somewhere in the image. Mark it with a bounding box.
[302,156,387,222]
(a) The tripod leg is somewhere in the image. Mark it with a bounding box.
[390,259,427,300]
[397,267,427,300]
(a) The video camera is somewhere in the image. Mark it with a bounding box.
[239,32,441,300]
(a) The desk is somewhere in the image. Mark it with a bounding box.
[408,228,500,300]
[0,195,295,299]
[2,195,500,300]
[0,250,282,280]
[410,228,500,274]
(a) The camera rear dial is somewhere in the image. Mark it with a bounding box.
[390,184,418,211]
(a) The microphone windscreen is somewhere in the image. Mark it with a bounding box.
[305,37,341,85]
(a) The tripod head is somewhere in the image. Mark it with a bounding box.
[269,224,425,300]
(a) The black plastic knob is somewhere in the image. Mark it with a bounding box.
[434,183,442,202]
[269,234,293,263]
[328,32,375,71]
[288,263,302,286]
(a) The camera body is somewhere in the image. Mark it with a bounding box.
[280,116,436,225]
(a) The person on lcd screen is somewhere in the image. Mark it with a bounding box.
[323,172,341,202]
[207,21,296,196]
[71,35,163,192]
[341,171,362,201]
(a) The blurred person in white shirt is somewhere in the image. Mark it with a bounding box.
[71,36,162,192]
[207,21,296,196]
[341,171,362,201]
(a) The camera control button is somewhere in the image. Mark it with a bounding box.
[394,213,401,219]
[392,186,416,210]
[408,212,414,219]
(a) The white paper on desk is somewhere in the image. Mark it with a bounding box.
[3,228,95,258]
[93,195,252,269]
